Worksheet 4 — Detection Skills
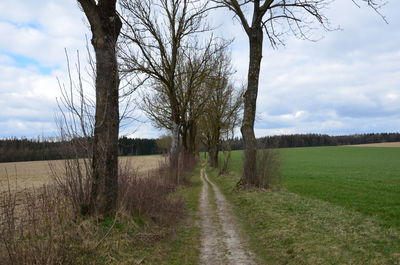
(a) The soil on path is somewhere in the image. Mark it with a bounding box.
[199,168,257,265]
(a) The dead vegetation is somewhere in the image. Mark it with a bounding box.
[255,148,281,189]
[0,156,163,192]
[0,154,197,265]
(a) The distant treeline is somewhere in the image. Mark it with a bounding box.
[1,133,399,163]
[0,137,161,163]
[225,133,400,150]
[0,138,71,163]
[118,137,160,156]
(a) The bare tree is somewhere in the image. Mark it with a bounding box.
[178,46,214,155]
[213,0,387,187]
[200,49,242,168]
[140,40,229,156]
[119,0,211,183]
[76,0,122,216]
[54,50,94,216]
[55,47,136,217]
[156,134,172,154]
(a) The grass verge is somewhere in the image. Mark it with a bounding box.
[207,167,400,265]
[227,147,400,228]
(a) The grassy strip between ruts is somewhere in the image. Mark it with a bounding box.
[207,167,400,265]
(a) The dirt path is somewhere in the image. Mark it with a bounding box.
[199,168,256,265]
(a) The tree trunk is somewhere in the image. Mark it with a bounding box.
[188,122,197,154]
[170,121,180,184]
[181,125,189,153]
[77,0,122,216]
[220,148,231,175]
[208,146,218,168]
[91,40,120,216]
[208,130,219,168]
[240,27,263,187]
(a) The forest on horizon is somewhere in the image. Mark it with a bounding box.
[1,132,399,163]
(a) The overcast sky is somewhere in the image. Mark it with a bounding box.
[0,0,399,139]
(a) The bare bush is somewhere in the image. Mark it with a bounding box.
[179,152,198,184]
[219,137,234,176]
[255,148,281,189]
[50,157,92,216]
[0,185,81,265]
[118,153,197,224]
[118,165,183,225]
[0,154,198,265]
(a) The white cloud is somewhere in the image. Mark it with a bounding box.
[0,0,399,139]
[0,62,60,137]
[0,0,92,138]
[126,122,164,139]
[249,0,400,137]
[0,1,88,66]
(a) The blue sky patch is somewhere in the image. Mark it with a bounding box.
[1,51,54,75]
[0,19,42,30]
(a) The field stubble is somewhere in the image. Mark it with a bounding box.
[0,155,164,192]
[347,142,400,147]
[0,154,200,265]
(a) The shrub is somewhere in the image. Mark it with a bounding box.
[256,148,281,189]
[0,185,82,265]
[1,153,197,264]
[118,162,183,225]
[50,158,92,216]
[178,152,198,183]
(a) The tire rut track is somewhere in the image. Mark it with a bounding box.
[199,168,256,265]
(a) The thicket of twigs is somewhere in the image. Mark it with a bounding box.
[256,148,281,189]
[0,154,197,265]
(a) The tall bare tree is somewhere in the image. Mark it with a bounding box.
[214,0,387,187]
[177,47,214,155]
[119,0,211,183]
[76,0,122,216]
[140,40,229,155]
[200,49,242,168]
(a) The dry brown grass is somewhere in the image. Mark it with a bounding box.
[119,155,165,174]
[0,155,163,192]
[0,154,198,265]
[347,142,400,147]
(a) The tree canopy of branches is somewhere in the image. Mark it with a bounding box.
[140,40,231,155]
[199,49,242,168]
[119,0,213,183]
[76,0,122,216]
[213,0,387,188]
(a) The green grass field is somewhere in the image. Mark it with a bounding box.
[227,146,400,228]
[209,146,400,264]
